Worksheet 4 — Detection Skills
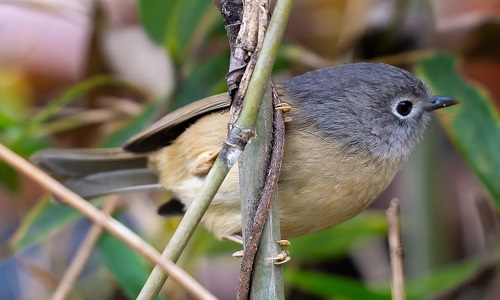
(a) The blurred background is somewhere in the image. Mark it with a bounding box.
[0,0,499,299]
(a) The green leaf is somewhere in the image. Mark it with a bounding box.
[285,270,392,300]
[138,0,176,44]
[139,0,218,62]
[405,250,500,299]
[6,197,88,253]
[406,260,476,299]
[173,53,229,109]
[287,212,387,263]
[415,54,500,204]
[165,0,215,62]
[0,101,27,130]
[97,226,153,299]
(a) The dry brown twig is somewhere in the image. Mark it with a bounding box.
[51,196,119,300]
[0,143,217,300]
[16,256,59,290]
[225,0,270,127]
[386,198,406,300]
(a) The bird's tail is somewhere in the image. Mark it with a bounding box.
[31,148,160,199]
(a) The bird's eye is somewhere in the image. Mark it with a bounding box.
[395,100,413,117]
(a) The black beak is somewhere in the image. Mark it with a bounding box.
[427,96,460,111]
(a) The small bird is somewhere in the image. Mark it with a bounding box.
[33,63,458,241]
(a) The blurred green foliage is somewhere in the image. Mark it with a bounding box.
[287,212,387,263]
[0,70,50,190]
[97,216,153,300]
[139,0,215,63]
[286,270,393,300]
[416,54,500,204]
[0,75,142,190]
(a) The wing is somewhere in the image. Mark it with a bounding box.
[124,93,230,153]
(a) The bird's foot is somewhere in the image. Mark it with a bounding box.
[274,103,293,122]
[266,250,291,265]
[228,238,291,264]
[276,239,291,247]
[266,240,291,264]
[274,102,292,113]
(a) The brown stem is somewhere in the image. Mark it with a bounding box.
[51,196,118,300]
[228,1,269,127]
[386,198,406,300]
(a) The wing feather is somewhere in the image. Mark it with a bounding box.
[124,94,230,153]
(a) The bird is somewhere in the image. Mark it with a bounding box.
[32,62,458,242]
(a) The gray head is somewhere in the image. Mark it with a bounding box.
[284,63,458,163]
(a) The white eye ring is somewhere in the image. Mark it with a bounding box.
[393,100,413,118]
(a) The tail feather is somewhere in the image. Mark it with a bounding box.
[31,148,149,178]
[63,169,160,199]
[32,148,160,199]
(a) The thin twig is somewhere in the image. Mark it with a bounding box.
[38,109,121,137]
[16,256,58,289]
[224,0,260,102]
[237,83,286,300]
[0,143,216,300]
[51,196,118,300]
[386,198,406,300]
[227,0,268,127]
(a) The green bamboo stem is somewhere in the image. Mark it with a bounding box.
[239,86,284,299]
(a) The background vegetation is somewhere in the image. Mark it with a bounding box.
[0,0,499,299]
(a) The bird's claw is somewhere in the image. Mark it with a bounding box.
[266,250,291,265]
[275,103,292,122]
[266,240,291,264]
[231,239,291,263]
[274,102,292,122]
[232,250,244,258]
[277,239,291,247]
[274,103,292,113]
